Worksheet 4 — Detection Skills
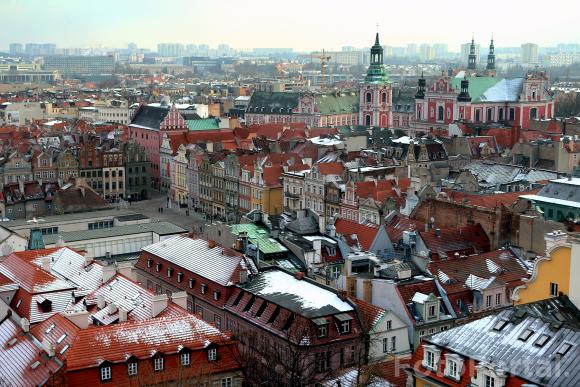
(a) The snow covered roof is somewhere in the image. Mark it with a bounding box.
[241,269,353,318]
[478,78,524,102]
[309,136,343,146]
[141,236,247,286]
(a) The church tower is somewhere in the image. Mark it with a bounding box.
[467,38,477,70]
[486,37,496,76]
[359,33,392,128]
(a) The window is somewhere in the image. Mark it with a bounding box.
[214,315,222,329]
[383,337,389,353]
[154,357,164,371]
[167,268,173,278]
[221,377,233,387]
[550,282,559,297]
[437,106,444,121]
[519,329,534,341]
[100,366,112,381]
[316,351,329,372]
[201,284,207,294]
[556,342,572,357]
[486,295,492,308]
[177,272,183,283]
[181,352,190,366]
[188,278,195,289]
[127,362,138,376]
[208,348,217,361]
[390,336,396,351]
[428,304,436,318]
[426,351,435,369]
[196,305,204,317]
[366,92,372,103]
[317,324,328,338]
[492,320,508,331]
[495,293,502,306]
[213,290,220,301]
[484,375,496,387]
[341,320,350,334]
[446,359,458,379]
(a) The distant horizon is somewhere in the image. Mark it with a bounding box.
[2,0,579,52]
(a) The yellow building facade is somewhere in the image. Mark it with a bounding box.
[513,232,580,306]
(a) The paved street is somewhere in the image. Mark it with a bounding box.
[127,191,208,233]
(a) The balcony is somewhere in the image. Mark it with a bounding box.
[285,191,300,199]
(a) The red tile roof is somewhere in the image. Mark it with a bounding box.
[351,297,386,329]
[419,223,490,259]
[334,218,379,251]
[263,165,284,187]
[386,215,424,244]
[445,188,541,209]
[65,314,235,371]
[317,162,344,176]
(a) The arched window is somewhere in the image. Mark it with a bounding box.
[366,92,372,103]
[437,106,444,121]
[530,108,537,120]
[475,109,481,122]
[381,93,387,104]
[365,114,371,126]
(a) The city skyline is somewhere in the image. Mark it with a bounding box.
[2,0,579,52]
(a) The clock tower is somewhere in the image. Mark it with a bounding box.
[359,33,392,128]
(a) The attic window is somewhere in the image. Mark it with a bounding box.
[45,323,56,334]
[188,278,195,289]
[492,320,508,331]
[167,267,173,278]
[56,334,66,344]
[534,334,551,347]
[243,295,256,312]
[200,284,207,294]
[7,337,17,346]
[31,361,41,370]
[255,301,268,318]
[60,344,70,355]
[213,290,221,301]
[556,343,572,357]
[232,291,244,306]
[147,258,153,268]
[268,306,280,324]
[177,272,183,283]
[518,329,534,342]
[155,262,162,272]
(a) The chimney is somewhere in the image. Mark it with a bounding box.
[545,230,568,254]
[208,240,217,249]
[96,294,106,309]
[107,303,118,315]
[294,271,304,280]
[171,291,188,309]
[42,338,55,357]
[20,317,30,332]
[116,262,136,281]
[118,307,128,322]
[63,310,90,329]
[152,293,169,317]
[337,290,348,301]
[102,264,116,284]
[41,256,51,272]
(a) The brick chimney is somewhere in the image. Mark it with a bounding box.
[337,290,348,301]
[294,271,304,280]
[208,240,217,249]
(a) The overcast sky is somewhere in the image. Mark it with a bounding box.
[3,0,579,52]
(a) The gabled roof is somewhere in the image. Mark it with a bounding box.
[129,105,170,130]
[419,223,490,259]
[65,314,234,371]
[0,317,61,386]
[138,236,247,286]
[334,218,379,251]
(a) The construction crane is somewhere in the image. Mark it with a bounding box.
[275,62,303,82]
[310,50,332,88]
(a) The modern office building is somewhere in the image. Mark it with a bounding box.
[43,55,114,76]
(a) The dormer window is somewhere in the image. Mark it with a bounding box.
[177,272,183,283]
[155,263,162,272]
[153,356,164,372]
[201,284,207,294]
[208,347,217,362]
[100,365,112,381]
[335,313,352,334]
[444,353,464,381]
[422,345,441,372]
[189,278,195,289]
[341,320,350,333]
[181,352,190,366]
[147,258,152,268]
[167,267,173,278]
[213,290,221,301]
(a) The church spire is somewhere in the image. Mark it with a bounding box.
[467,36,477,70]
[375,32,380,46]
[364,32,389,83]
[486,36,495,70]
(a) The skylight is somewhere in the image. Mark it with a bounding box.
[60,344,70,355]
[534,334,550,347]
[56,334,67,344]
[556,343,572,356]
[518,329,534,341]
[492,320,508,331]
[45,323,55,334]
